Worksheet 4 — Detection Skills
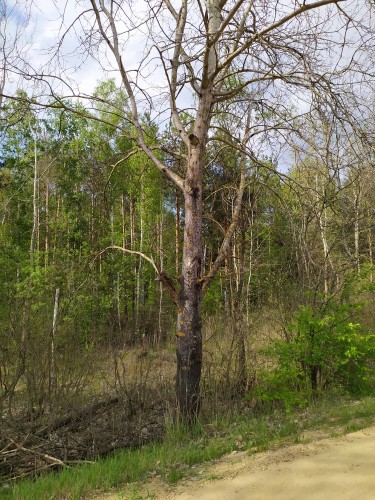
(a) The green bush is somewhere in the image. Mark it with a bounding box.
[254,300,375,411]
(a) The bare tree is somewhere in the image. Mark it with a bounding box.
[0,0,33,134]
[2,0,374,421]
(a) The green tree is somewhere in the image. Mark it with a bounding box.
[3,0,373,423]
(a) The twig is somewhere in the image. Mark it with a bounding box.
[8,464,57,481]
[9,439,66,468]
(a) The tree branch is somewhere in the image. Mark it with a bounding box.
[89,1,184,191]
[95,246,180,306]
[216,0,345,75]
[201,108,251,294]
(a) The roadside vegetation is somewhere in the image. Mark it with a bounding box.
[4,393,375,499]
[2,275,375,497]
[2,100,375,493]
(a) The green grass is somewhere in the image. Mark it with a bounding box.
[3,394,375,499]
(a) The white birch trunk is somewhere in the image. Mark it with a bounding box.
[50,287,60,394]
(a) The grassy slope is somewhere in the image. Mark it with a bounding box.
[4,394,375,500]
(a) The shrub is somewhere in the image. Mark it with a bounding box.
[253,300,375,411]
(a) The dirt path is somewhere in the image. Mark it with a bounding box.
[98,426,375,499]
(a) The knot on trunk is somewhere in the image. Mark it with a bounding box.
[189,134,199,147]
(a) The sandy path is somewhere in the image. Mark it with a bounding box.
[166,426,375,500]
[97,426,375,499]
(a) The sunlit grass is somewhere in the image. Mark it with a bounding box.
[4,394,375,499]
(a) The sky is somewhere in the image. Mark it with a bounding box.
[2,0,374,171]
[2,1,150,97]
[24,1,117,95]
[4,1,372,104]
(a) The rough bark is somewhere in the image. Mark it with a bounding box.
[176,139,205,422]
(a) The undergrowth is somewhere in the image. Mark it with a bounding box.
[3,393,375,500]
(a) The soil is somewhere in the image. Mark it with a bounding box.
[97,425,375,499]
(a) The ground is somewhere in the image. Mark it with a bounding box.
[96,425,375,499]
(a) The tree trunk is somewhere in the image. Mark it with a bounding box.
[310,365,319,394]
[130,197,136,317]
[246,199,255,323]
[354,192,360,273]
[50,287,60,397]
[367,207,373,282]
[176,145,204,423]
[176,270,202,422]
[30,135,38,263]
[175,190,180,275]
[121,193,126,249]
[157,201,164,345]
[121,193,128,321]
[135,191,144,335]
[235,230,247,396]
[44,177,49,265]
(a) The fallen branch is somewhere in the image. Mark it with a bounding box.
[14,443,66,468]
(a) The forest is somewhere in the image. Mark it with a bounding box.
[1,0,375,493]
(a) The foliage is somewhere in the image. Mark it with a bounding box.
[1,71,375,448]
[254,299,375,412]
